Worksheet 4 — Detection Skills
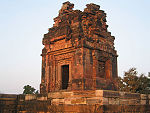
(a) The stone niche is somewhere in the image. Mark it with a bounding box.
[40,1,118,93]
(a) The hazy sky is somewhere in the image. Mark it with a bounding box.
[0,0,150,94]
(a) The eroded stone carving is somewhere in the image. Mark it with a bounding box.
[59,1,74,16]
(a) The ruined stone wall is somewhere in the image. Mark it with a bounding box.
[0,94,17,113]
[1,90,150,113]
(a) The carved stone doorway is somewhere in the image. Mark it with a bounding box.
[61,65,69,89]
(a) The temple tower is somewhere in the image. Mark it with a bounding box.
[40,2,118,93]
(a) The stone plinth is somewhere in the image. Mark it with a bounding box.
[1,90,150,112]
[3,90,146,112]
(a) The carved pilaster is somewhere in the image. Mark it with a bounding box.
[40,48,47,94]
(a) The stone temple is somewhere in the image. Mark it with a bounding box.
[40,1,118,93]
[1,2,150,113]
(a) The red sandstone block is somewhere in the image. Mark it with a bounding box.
[140,94,147,100]
[49,91,73,99]
[141,100,147,105]
[73,90,96,98]
[108,97,119,105]
[128,99,140,105]
[71,97,86,104]
[148,94,150,99]
[119,92,140,99]
[119,99,129,105]
[61,91,73,98]
[25,94,36,101]
[95,90,103,97]
[48,92,62,98]
[103,90,119,98]
[86,97,102,105]
[51,98,65,105]
[64,98,72,104]
[37,96,47,101]
[101,97,109,105]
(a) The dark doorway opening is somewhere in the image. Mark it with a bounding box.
[61,65,69,89]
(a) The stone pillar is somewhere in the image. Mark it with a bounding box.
[112,56,118,78]
[105,59,112,79]
[40,48,47,94]
[92,50,98,90]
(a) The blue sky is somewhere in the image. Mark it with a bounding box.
[0,0,150,94]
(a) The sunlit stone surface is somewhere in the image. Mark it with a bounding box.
[0,2,150,113]
[40,1,118,93]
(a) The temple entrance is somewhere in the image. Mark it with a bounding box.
[61,65,69,89]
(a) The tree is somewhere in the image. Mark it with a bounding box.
[118,68,150,94]
[23,85,39,94]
